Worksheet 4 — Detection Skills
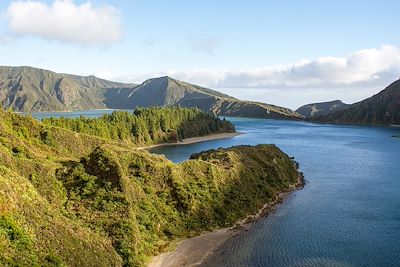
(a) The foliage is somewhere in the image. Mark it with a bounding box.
[0,108,298,266]
[42,107,235,146]
[312,79,400,124]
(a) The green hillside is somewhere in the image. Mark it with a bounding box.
[0,66,136,112]
[0,66,302,120]
[314,79,400,125]
[0,107,299,266]
[117,76,302,119]
[296,100,350,118]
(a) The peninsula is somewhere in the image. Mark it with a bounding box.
[0,107,300,266]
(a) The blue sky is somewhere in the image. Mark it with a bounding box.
[1,0,400,109]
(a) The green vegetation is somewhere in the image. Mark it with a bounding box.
[42,107,235,146]
[0,66,302,120]
[313,79,400,124]
[296,100,349,118]
[0,66,136,112]
[0,108,299,266]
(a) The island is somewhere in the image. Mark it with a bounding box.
[0,107,302,266]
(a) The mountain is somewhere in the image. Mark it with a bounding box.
[113,77,301,119]
[0,66,302,119]
[104,76,236,109]
[314,79,400,125]
[296,100,350,118]
[0,66,136,112]
[0,108,299,266]
[111,76,302,119]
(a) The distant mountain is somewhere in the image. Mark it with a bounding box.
[0,66,302,119]
[314,79,400,125]
[0,66,136,112]
[111,76,302,119]
[296,100,350,118]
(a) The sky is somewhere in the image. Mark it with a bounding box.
[0,0,400,109]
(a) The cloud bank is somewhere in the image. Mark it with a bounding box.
[6,0,122,45]
[109,45,400,91]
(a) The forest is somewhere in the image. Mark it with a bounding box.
[42,107,235,146]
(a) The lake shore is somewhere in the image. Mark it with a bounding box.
[138,132,243,150]
[147,163,305,267]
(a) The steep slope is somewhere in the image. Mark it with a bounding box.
[104,76,235,109]
[314,79,400,125]
[0,108,300,266]
[0,66,136,112]
[0,66,302,119]
[116,76,302,120]
[296,100,350,118]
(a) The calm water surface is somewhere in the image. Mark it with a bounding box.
[28,109,118,120]
[31,112,400,267]
[149,117,400,267]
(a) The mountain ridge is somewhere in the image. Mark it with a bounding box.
[0,66,302,120]
[312,79,400,125]
[296,100,350,118]
[0,65,136,112]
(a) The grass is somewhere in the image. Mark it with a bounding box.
[0,108,298,266]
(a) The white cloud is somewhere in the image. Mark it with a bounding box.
[105,45,400,91]
[6,0,122,45]
[94,45,400,108]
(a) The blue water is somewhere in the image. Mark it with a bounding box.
[30,112,400,266]
[148,117,400,267]
[27,109,122,120]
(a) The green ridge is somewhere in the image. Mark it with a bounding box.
[0,107,299,266]
[313,79,400,125]
[296,100,350,118]
[0,66,302,120]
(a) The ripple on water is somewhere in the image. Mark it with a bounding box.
[148,118,400,267]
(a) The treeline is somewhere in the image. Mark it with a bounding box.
[42,107,235,145]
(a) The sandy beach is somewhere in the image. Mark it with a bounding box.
[147,168,305,267]
[138,132,243,150]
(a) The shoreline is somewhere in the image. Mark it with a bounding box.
[138,132,243,150]
[147,162,305,267]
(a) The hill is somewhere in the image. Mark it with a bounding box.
[314,79,400,125]
[0,66,136,112]
[0,66,302,120]
[0,107,299,266]
[112,76,302,119]
[296,100,349,118]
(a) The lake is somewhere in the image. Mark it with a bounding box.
[31,111,400,267]
[27,109,117,120]
[149,117,400,267]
